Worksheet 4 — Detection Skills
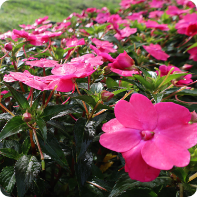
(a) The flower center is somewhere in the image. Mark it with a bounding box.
[141,130,154,141]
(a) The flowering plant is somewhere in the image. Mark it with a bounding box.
[1,0,197,196]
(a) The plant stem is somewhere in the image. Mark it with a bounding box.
[29,129,36,155]
[189,172,197,182]
[0,103,15,116]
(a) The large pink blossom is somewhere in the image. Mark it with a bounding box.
[95,12,110,24]
[108,51,139,76]
[143,44,170,61]
[157,65,193,85]
[100,93,197,182]
[166,6,189,17]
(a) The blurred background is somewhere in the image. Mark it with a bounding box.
[0,0,121,33]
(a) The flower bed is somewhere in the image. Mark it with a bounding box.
[0,0,197,196]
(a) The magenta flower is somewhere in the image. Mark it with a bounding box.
[52,22,71,32]
[108,51,139,76]
[157,65,193,85]
[148,11,164,19]
[149,0,165,8]
[33,16,49,26]
[144,20,169,31]
[143,44,170,61]
[187,47,197,61]
[19,24,36,30]
[91,38,117,53]
[95,12,110,24]
[114,27,137,40]
[166,6,189,17]
[33,24,53,34]
[25,59,60,68]
[100,93,197,182]
[126,13,144,23]
[175,13,197,36]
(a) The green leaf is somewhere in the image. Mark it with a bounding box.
[0,166,16,193]
[155,73,188,88]
[134,75,153,90]
[15,155,41,197]
[6,84,29,109]
[0,116,27,141]
[109,173,172,197]
[0,148,21,160]
[13,42,26,54]
[0,185,11,197]
[90,82,104,94]
[36,118,47,142]
[74,118,93,160]
[38,132,69,169]
[172,167,188,183]
[106,77,119,88]
[74,95,96,109]
[185,42,197,51]
[40,104,75,121]
[21,137,31,155]
[112,88,130,95]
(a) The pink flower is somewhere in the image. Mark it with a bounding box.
[144,20,169,31]
[126,13,144,23]
[99,93,197,182]
[175,13,197,36]
[19,24,36,30]
[114,27,137,40]
[33,16,49,26]
[25,59,60,68]
[0,31,13,40]
[52,22,71,32]
[62,36,85,48]
[33,24,53,34]
[150,0,165,8]
[108,51,139,76]
[157,65,193,85]
[95,12,110,24]
[91,38,117,53]
[148,11,164,19]
[166,6,189,17]
[86,8,97,13]
[143,44,170,61]
[90,45,115,62]
[187,47,197,61]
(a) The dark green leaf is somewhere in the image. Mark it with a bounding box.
[0,116,27,141]
[15,155,41,197]
[38,132,69,169]
[74,95,96,109]
[0,166,16,193]
[36,118,47,142]
[74,118,93,160]
[6,84,29,109]
[134,75,153,90]
[0,148,21,160]
[109,173,172,197]
[172,167,188,183]
[21,137,31,155]
[40,104,75,120]
[0,185,11,197]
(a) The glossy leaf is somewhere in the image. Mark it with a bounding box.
[15,155,41,197]
[0,166,16,193]
[36,118,47,142]
[0,116,27,142]
[0,148,21,160]
[6,84,29,109]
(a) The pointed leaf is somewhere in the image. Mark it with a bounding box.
[38,132,69,169]
[0,166,16,193]
[40,104,75,120]
[21,137,31,155]
[36,118,47,142]
[15,155,41,197]
[0,148,21,160]
[6,84,29,109]
[0,116,27,141]
[73,95,96,109]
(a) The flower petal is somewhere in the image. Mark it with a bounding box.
[115,93,157,130]
[99,128,141,152]
[102,118,125,133]
[122,142,160,182]
[141,137,190,170]
[154,102,191,130]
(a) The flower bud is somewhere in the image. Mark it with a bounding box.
[22,111,32,122]
[182,64,193,70]
[191,111,197,123]
[101,90,114,102]
[4,43,12,51]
